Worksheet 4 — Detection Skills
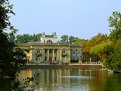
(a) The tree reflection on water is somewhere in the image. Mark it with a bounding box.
[17,69,121,91]
[0,69,121,91]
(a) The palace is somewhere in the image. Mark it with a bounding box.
[18,32,82,64]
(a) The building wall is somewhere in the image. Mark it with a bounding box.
[41,37,58,43]
[19,44,82,64]
[41,32,58,43]
[71,48,82,62]
[18,32,82,64]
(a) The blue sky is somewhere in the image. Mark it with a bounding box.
[10,0,121,39]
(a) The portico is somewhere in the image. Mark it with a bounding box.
[31,46,71,64]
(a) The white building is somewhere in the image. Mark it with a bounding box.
[19,32,82,64]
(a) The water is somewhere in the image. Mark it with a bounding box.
[0,69,121,91]
[18,69,121,91]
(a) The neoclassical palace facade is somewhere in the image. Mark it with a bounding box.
[18,32,82,64]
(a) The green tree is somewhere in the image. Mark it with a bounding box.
[82,33,107,62]
[0,0,27,77]
[108,11,121,71]
[60,35,69,43]
[108,11,121,41]
[16,34,30,43]
[90,40,114,67]
[35,33,41,41]
[69,36,76,44]
[16,33,42,43]
[111,40,121,70]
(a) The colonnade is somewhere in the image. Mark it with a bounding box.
[32,48,70,64]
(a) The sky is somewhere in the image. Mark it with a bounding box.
[10,0,121,39]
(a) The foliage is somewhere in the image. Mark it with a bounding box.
[16,33,41,43]
[69,36,76,44]
[11,73,40,91]
[107,11,121,70]
[0,0,16,31]
[111,40,121,70]
[60,35,69,43]
[90,40,114,67]
[0,0,27,78]
[60,35,86,45]
[90,40,113,58]
[17,34,31,43]
[83,33,108,53]
[16,34,84,45]
[108,11,121,41]
[74,37,87,45]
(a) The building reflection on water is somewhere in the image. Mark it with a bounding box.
[19,68,121,91]
[18,69,100,91]
[0,68,120,91]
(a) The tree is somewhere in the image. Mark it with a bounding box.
[16,33,42,43]
[82,33,108,62]
[17,34,30,43]
[0,0,27,77]
[108,11,121,41]
[35,33,41,41]
[111,40,121,70]
[83,33,107,53]
[90,40,114,67]
[108,11,121,71]
[69,36,76,44]
[60,35,69,43]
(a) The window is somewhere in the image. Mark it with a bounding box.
[73,50,75,54]
[62,48,66,53]
[45,49,47,54]
[55,49,57,53]
[47,40,53,43]
[45,57,47,61]
[37,49,40,53]
[55,57,57,60]
[49,49,52,53]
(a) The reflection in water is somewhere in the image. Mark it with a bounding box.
[61,76,93,78]
[18,69,121,91]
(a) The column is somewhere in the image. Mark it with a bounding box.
[47,49,49,62]
[41,48,44,63]
[31,49,34,62]
[68,49,71,63]
[29,46,33,62]
[52,49,55,63]
[29,49,33,62]
[64,49,66,63]
[32,48,36,63]
[57,49,60,64]
[60,49,62,64]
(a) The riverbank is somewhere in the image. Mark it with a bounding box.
[20,64,102,69]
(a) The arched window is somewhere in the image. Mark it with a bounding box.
[46,40,53,43]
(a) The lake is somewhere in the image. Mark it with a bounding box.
[0,68,121,91]
[18,68,121,91]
